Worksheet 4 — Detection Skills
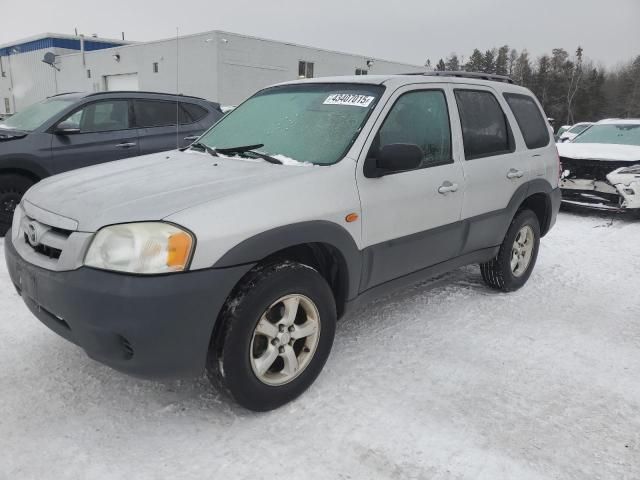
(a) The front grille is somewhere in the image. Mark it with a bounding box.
[24,233,62,259]
[560,157,630,181]
[20,215,72,262]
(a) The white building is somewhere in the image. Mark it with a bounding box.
[1,30,424,113]
[0,33,129,114]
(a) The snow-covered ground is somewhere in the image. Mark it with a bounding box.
[1,211,639,479]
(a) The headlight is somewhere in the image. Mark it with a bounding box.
[84,222,194,274]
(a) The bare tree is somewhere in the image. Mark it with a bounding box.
[566,47,584,124]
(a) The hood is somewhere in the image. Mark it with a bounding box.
[0,128,28,141]
[557,142,640,162]
[24,149,318,232]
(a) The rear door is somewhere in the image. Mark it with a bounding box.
[451,86,530,252]
[356,85,466,289]
[50,99,139,174]
[181,102,215,142]
[133,99,206,154]
[502,92,555,182]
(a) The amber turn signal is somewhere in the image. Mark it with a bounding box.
[167,232,193,269]
[345,213,359,223]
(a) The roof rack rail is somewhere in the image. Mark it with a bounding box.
[400,71,515,84]
[46,91,81,98]
[84,91,207,100]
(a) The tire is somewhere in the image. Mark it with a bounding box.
[480,209,541,292]
[207,261,337,411]
[0,174,34,237]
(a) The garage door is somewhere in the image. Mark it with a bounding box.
[105,73,139,91]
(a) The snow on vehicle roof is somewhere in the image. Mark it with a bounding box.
[596,118,640,125]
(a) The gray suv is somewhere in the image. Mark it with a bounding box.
[0,91,223,234]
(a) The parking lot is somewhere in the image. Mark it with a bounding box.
[1,210,638,479]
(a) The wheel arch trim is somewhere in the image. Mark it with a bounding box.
[212,220,363,301]
[0,157,49,181]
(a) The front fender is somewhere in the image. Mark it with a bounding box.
[0,155,51,180]
[213,220,363,300]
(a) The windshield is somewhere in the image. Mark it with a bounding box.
[573,123,640,146]
[0,97,77,132]
[198,83,385,165]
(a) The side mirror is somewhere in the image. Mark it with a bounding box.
[54,122,81,135]
[366,143,423,178]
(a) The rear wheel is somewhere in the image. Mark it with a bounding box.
[480,209,540,292]
[0,174,34,236]
[207,261,336,411]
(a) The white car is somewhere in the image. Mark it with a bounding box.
[5,72,561,411]
[558,118,640,211]
[558,122,593,142]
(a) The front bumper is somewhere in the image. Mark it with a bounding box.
[4,230,253,379]
[560,165,640,211]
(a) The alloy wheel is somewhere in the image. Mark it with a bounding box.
[250,294,321,386]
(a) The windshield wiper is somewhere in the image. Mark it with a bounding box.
[189,141,219,157]
[216,144,283,165]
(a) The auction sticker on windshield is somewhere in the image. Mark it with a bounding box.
[323,94,375,107]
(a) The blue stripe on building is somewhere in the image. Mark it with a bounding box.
[0,37,125,57]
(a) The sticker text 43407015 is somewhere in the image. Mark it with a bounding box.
[323,94,375,108]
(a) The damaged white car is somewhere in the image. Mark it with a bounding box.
[558,119,640,212]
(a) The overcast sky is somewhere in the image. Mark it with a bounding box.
[3,0,639,68]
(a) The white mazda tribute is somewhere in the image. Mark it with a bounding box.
[5,72,561,411]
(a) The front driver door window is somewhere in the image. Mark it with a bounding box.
[77,100,130,132]
[50,100,139,174]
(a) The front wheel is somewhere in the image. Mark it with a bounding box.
[480,209,541,292]
[207,261,337,411]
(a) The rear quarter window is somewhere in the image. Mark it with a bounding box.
[181,103,209,123]
[503,93,550,149]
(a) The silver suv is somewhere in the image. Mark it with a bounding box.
[4,72,561,411]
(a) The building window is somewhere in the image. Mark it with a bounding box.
[355,68,368,75]
[0,57,5,77]
[298,61,314,79]
[153,62,159,73]
[4,98,10,114]
[87,69,91,78]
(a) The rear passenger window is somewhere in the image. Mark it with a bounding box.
[134,100,178,128]
[454,90,513,160]
[372,90,452,168]
[181,103,208,123]
[503,93,550,149]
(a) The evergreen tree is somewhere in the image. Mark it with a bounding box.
[436,59,447,71]
[450,44,639,123]
[465,49,484,72]
[495,45,509,76]
[482,49,496,74]
[445,53,460,71]
[533,55,551,109]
